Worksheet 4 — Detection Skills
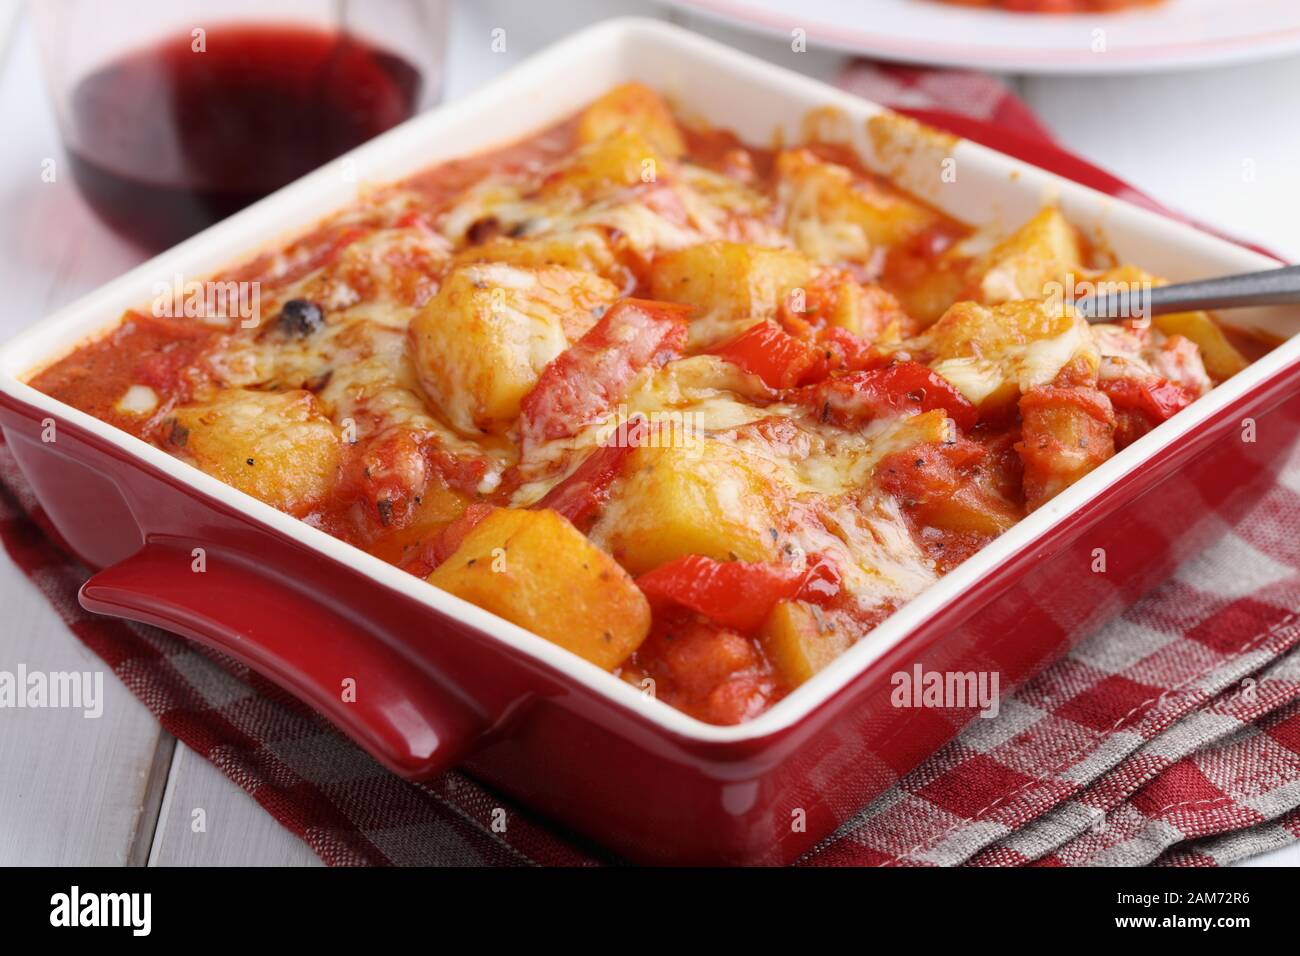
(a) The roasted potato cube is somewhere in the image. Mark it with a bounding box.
[860,409,955,469]
[577,82,686,158]
[651,241,814,316]
[591,440,782,575]
[168,388,341,514]
[929,298,1078,359]
[775,149,937,263]
[1153,310,1246,381]
[650,241,815,347]
[760,600,853,687]
[453,229,627,287]
[969,207,1082,305]
[890,266,969,329]
[540,128,668,203]
[365,480,469,569]
[410,263,619,435]
[427,508,651,670]
[921,488,1019,537]
[1017,386,1116,511]
[1090,266,1247,381]
[926,299,1098,411]
[826,278,914,342]
[874,433,1020,538]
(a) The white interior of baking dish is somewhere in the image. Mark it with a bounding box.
[1,18,1297,745]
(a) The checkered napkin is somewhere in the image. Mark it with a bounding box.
[803,496,1300,866]
[3,65,1298,867]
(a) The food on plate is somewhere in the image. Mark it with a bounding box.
[29,82,1256,724]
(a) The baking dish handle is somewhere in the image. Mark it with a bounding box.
[79,541,484,779]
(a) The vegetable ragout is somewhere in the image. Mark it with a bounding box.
[30,83,1254,725]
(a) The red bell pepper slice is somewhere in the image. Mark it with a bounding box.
[1099,376,1194,424]
[531,418,653,531]
[636,554,841,633]
[798,362,979,432]
[429,503,496,566]
[819,326,889,374]
[519,298,690,452]
[1019,383,1116,425]
[428,418,650,566]
[711,320,825,389]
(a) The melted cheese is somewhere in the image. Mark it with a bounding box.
[808,495,938,610]
[1092,322,1212,396]
[116,384,159,416]
[1015,318,1098,389]
[921,300,1100,405]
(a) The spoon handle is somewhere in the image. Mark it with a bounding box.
[1075,264,1300,323]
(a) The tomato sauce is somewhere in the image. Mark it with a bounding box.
[623,614,784,726]
[28,312,217,438]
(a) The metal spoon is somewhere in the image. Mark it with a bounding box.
[1073,264,1300,323]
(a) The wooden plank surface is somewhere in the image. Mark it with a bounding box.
[0,2,171,867]
[147,744,321,867]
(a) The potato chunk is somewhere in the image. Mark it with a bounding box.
[760,600,853,687]
[453,229,627,288]
[1152,312,1244,380]
[969,207,1082,305]
[862,409,957,472]
[410,263,619,435]
[925,299,1098,412]
[427,508,650,670]
[775,149,937,263]
[577,82,686,158]
[874,435,1020,538]
[928,298,1078,360]
[1090,266,1247,381]
[540,128,668,204]
[650,241,815,348]
[825,277,914,342]
[591,440,782,575]
[1017,386,1116,511]
[651,241,814,317]
[167,388,340,514]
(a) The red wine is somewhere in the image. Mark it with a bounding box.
[67,24,422,250]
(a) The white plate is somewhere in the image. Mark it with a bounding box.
[662,0,1300,74]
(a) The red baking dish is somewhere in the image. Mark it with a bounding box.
[1,19,1297,865]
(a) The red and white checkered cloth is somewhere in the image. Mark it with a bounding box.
[2,64,1298,867]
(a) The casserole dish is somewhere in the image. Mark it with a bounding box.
[1,18,1296,864]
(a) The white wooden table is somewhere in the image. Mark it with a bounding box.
[1,0,1297,866]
